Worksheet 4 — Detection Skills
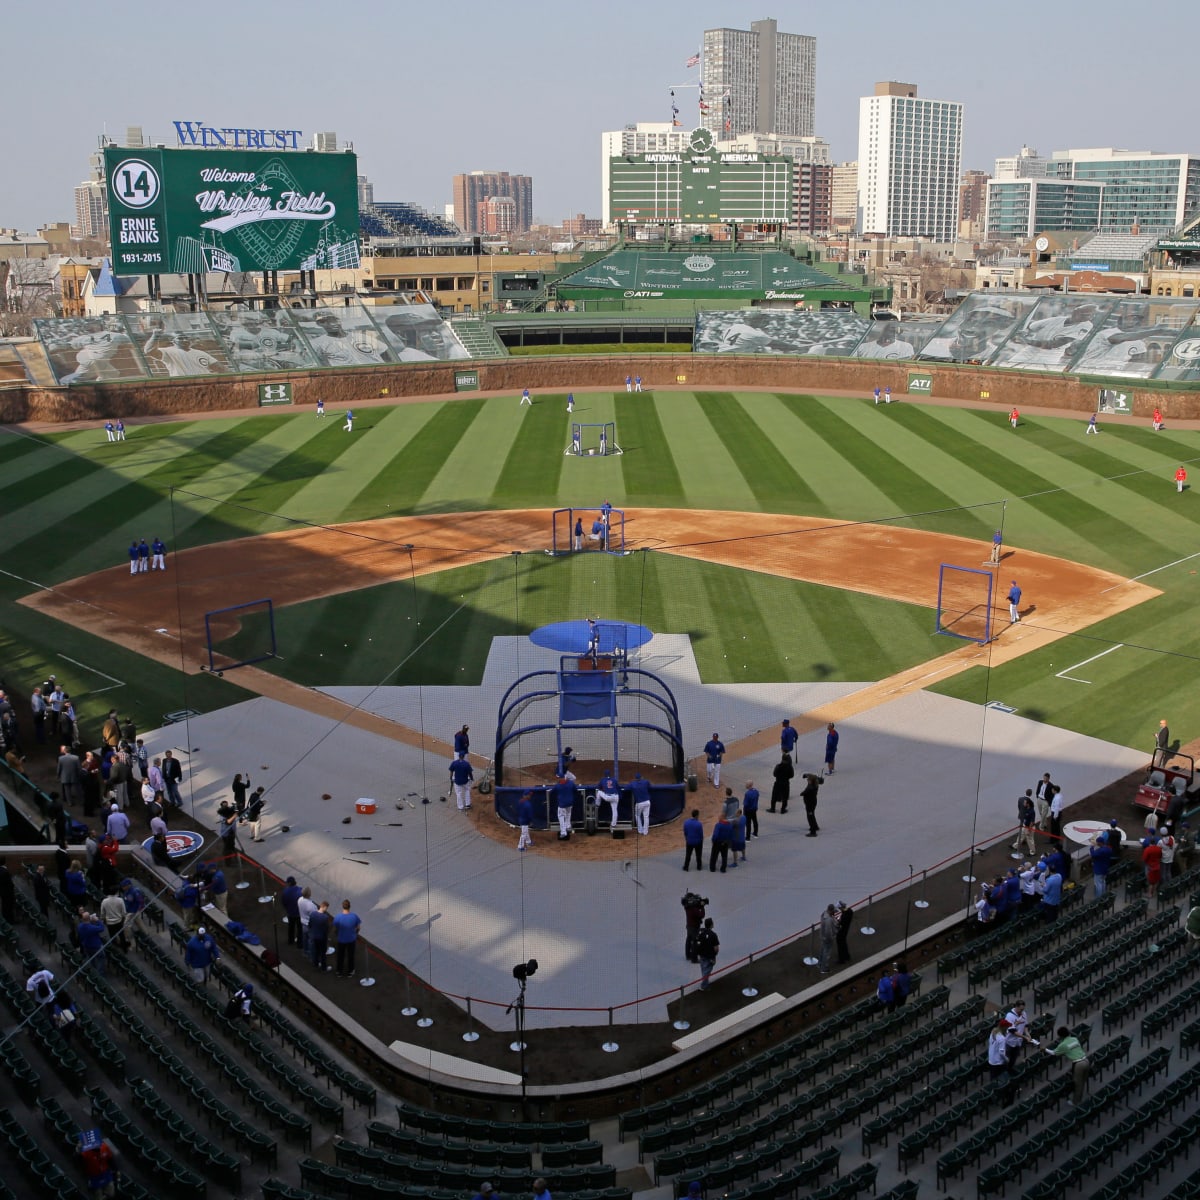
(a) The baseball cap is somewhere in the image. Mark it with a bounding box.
[198,927,206,936]
[998,1019,1011,1028]
[479,1186,494,1196]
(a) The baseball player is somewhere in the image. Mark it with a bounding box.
[1176,465,1188,493]
[137,539,150,572]
[520,388,532,406]
[516,792,533,851]
[1009,407,1020,429]
[573,518,583,551]
[704,733,726,789]
[1008,580,1022,623]
[115,420,126,441]
[567,393,574,413]
[596,772,620,827]
[1086,412,1098,435]
[781,719,799,762]
[104,421,116,442]
[448,753,474,811]
[625,375,633,392]
[1153,407,1164,431]
[127,541,139,576]
[990,529,1003,565]
[316,398,325,417]
[151,538,166,571]
[884,385,892,403]
[343,409,354,432]
[634,375,643,392]
[632,773,651,834]
[873,386,881,405]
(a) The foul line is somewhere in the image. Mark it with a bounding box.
[1101,549,1200,593]
[58,654,125,694]
[1055,643,1123,684]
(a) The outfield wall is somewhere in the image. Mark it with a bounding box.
[3,353,1200,425]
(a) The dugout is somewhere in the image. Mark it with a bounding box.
[492,627,686,831]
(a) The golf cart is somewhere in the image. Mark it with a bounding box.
[1134,752,1197,818]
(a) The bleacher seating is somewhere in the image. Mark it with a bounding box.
[361,201,461,239]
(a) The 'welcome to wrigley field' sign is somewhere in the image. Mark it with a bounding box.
[105,146,360,276]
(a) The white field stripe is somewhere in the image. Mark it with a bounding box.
[1055,643,1123,684]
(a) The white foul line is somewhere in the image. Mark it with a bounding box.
[58,654,125,694]
[1101,549,1200,593]
[1055,643,1123,684]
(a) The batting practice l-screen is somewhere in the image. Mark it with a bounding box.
[204,597,277,671]
[935,565,995,644]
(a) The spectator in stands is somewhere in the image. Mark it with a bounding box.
[185,926,220,984]
[1105,818,1123,859]
[1143,834,1163,899]
[203,863,228,914]
[1178,822,1194,872]
[1013,792,1037,856]
[78,1129,117,1197]
[58,744,84,807]
[532,1180,551,1200]
[26,968,55,1006]
[225,983,254,1021]
[120,878,146,917]
[280,877,303,946]
[63,859,87,902]
[81,751,102,817]
[1003,999,1031,1066]
[974,881,995,925]
[32,865,51,916]
[1160,822,1177,883]
[877,970,896,1013]
[77,911,106,975]
[471,1183,498,1200]
[1039,865,1063,921]
[891,961,912,1008]
[101,710,122,750]
[1089,832,1113,897]
[176,876,201,929]
[308,900,332,971]
[334,899,362,977]
[50,989,79,1044]
[818,904,837,973]
[30,686,46,743]
[836,902,853,964]
[1044,1026,1090,1104]
[989,874,1009,924]
[105,803,131,844]
[99,886,128,951]
[150,832,171,866]
[987,1018,1013,1095]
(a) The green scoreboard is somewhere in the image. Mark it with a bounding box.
[609,127,792,225]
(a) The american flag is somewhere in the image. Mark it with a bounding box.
[686,52,700,68]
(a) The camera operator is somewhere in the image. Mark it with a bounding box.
[682,892,708,963]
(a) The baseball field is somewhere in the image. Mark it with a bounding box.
[4,387,1199,754]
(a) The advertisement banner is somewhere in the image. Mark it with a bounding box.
[455,371,481,391]
[258,382,293,405]
[907,372,933,395]
[105,146,360,276]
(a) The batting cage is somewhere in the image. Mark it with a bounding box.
[934,564,996,644]
[549,506,626,555]
[564,421,621,457]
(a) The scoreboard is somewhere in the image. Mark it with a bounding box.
[609,127,792,225]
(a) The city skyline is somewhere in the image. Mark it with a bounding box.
[1,0,1196,233]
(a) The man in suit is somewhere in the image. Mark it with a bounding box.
[57,745,83,808]
[1033,773,1056,830]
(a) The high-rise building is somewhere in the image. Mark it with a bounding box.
[358,176,375,209]
[985,178,1104,240]
[701,18,816,140]
[453,171,533,235]
[857,82,963,242]
[994,146,1049,180]
[959,170,991,233]
[72,180,107,241]
[830,162,858,229]
[1049,148,1200,232]
[794,163,832,235]
[312,132,338,153]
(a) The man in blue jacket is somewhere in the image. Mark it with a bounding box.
[449,753,474,811]
[704,733,726,789]
[709,813,732,873]
[280,876,304,946]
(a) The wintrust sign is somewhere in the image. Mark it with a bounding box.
[174,120,304,150]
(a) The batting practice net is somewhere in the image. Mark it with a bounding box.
[550,506,627,555]
[204,598,277,671]
[565,421,621,456]
[935,564,995,644]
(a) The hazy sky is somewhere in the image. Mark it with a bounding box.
[3,0,1194,232]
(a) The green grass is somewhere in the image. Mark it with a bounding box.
[216,552,941,687]
[5,391,1200,751]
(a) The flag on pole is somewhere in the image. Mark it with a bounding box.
[686,52,700,68]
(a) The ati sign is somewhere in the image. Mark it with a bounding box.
[454,370,480,392]
[258,382,293,406]
[907,372,933,395]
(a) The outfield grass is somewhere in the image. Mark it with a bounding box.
[5,391,1200,749]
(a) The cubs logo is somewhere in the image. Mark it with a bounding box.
[142,830,205,859]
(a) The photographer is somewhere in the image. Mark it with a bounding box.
[682,892,708,963]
